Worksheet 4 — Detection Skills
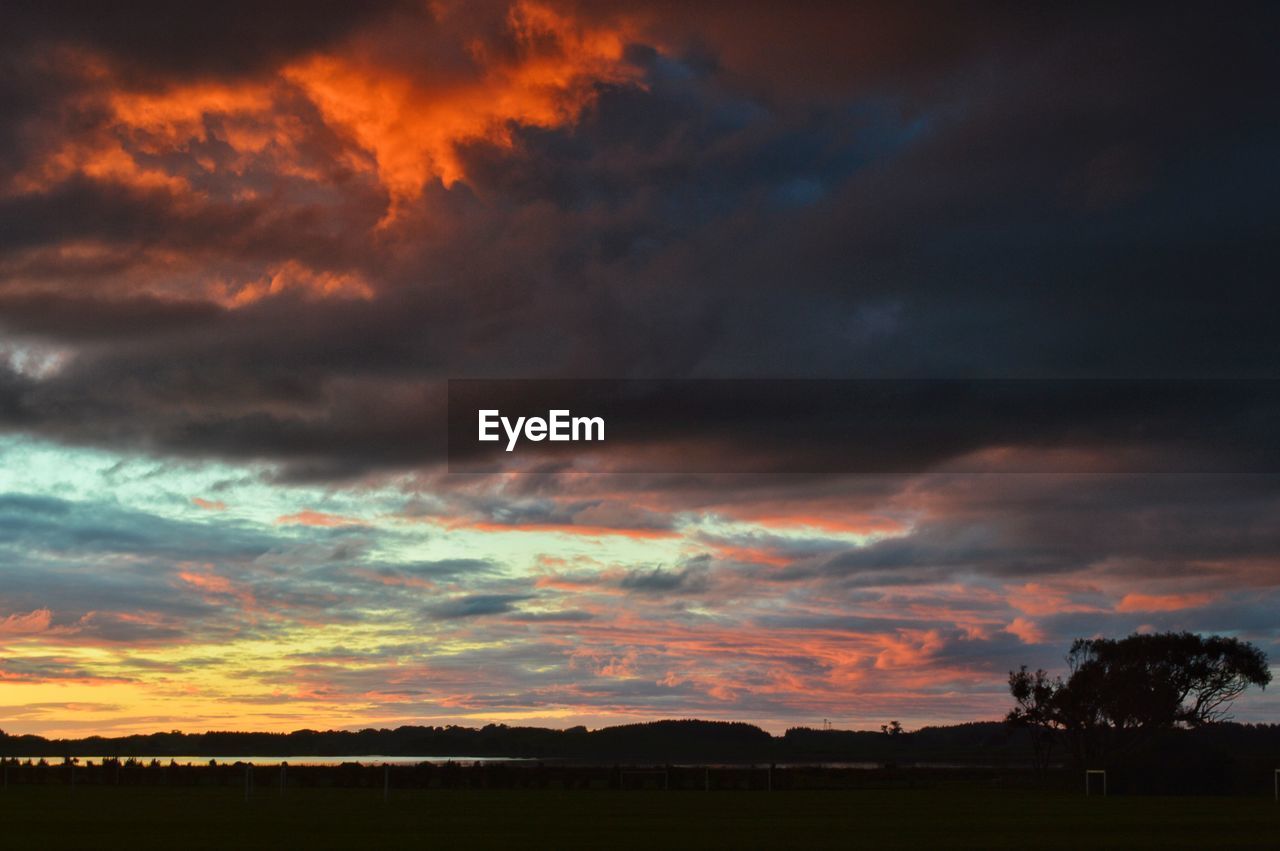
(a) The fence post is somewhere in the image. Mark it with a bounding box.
[1085,769,1107,797]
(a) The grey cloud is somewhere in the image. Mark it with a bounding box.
[424,594,534,620]
[621,556,711,595]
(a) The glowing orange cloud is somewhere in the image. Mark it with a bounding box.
[11,0,644,311]
[11,67,278,199]
[1115,592,1214,613]
[9,70,372,305]
[1005,616,1045,644]
[284,1,640,217]
[209,261,375,307]
[872,629,949,670]
[191,497,227,511]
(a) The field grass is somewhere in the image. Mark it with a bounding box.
[2,785,1278,849]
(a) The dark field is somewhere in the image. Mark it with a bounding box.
[2,786,1278,849]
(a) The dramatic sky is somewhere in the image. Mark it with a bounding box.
[2,1,1278,737]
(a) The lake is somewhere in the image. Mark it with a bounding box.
[27,755,534,766]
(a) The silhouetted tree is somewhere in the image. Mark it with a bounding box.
[1009,631,1271,764]
[1006,666,1063,772]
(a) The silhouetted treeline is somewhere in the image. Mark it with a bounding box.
[3,718,1279,768]
[0,720,769,762]
[0,757,1060,792]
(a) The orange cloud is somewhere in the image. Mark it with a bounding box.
[210,261,375,307]
[1004,616,1045,645]
[176,569,258,614]
[284,1,640,218]
[1006,582,1104,617]
[872,630,948,671]
[11,64,278,199]
[0,608,53,636]
[176,571,237,595]
[15,139,189,197]
[191,497,227,511]
[1115,592,1213,613]
[12,0,645,310]
[275,510,364,527]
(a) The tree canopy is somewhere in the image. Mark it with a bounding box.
[1008,631,1271,763]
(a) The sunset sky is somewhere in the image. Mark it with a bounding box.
[1,2,1278,737]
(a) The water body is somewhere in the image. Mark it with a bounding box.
[28,755,534,766]
[24,757,1035,769]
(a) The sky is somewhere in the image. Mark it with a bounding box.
[1,1,1279,737]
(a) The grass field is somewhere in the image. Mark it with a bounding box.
[2,786,1279,849]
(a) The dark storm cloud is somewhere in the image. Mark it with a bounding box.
[449,379,1280,474]
[1,0,413,80]
[1,0,1279,655]
[0,291,223,340]
[0,2,1275,482]
[627,2,1280,380]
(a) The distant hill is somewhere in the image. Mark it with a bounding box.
[3,719,1279,764]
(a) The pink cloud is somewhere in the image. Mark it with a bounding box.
[0,608,53,635]
[1115,592,1213,613]
[275,509,362,527]
[1006,582,1104,616]
[1005,616,1045,645]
